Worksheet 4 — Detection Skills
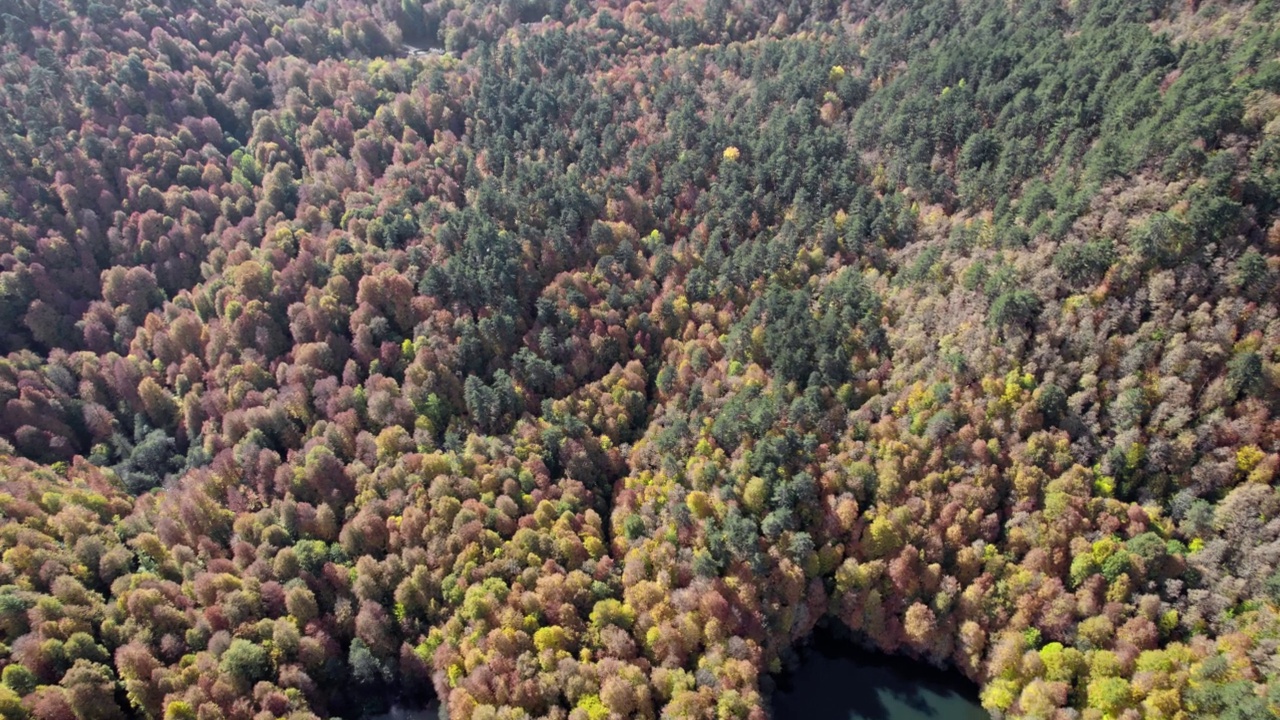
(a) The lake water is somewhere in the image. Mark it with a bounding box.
[771,633,989,720]
[365,701,440,720]
[401,43,445,58]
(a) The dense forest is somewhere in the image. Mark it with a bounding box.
[1,0,1279,717]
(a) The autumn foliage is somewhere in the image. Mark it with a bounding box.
[1,0,1280,719]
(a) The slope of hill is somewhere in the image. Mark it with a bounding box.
[1,0,1279,718]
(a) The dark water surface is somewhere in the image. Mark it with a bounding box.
[364,701,440,720]
[771,634,989,720]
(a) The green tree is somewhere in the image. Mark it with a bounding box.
[218,639,269,684]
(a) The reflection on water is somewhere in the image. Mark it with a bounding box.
[771,632,989,720]
[364,701,441,720]
[401,43,445,57]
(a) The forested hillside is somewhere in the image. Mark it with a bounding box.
[1,0,1279,718]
